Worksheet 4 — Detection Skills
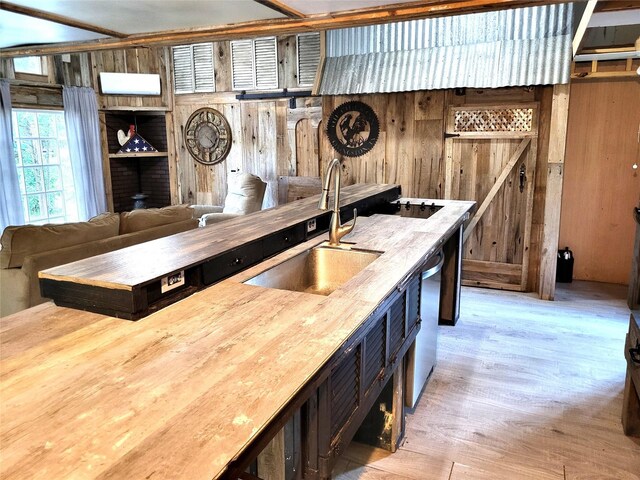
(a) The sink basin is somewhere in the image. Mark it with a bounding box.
[244,244,383,296]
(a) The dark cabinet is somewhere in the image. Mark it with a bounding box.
[202,240,264,285]
[316,275,421,471]
[263,224,306,258]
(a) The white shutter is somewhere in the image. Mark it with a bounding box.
[254,37,278,89]
[231,39,255,90]
[192,43,215,92]
[173,43,214,94]
[297,33,320,87]
[172,45,194,94]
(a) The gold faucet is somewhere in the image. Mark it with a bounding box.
[318,158,357,247]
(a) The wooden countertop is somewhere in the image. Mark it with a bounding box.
[39,183,397,291]
[0,200,474,480]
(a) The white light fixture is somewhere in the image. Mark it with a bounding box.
[99,72,161,95]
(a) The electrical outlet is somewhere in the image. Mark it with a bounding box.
[307,218,317,233]
[161,270,185,293]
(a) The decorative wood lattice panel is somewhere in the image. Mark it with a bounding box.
[454,108,533,133]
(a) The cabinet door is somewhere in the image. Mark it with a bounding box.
[330,346,361,440]
[362,313,387,395]
[406,274,420,332]
[388,290,406,361]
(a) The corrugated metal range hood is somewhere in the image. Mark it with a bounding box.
[317,3,573,95]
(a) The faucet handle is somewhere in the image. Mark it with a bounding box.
[349,208,357,227]
[341,208,358,236]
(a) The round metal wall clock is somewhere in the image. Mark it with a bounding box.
[184,107,232,165]
[326,101,379,157]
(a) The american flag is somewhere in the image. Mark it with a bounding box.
[117,133,157,154]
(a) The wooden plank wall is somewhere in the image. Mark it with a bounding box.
[559,79,640,285]
[90,47,171,110]
[1,54,92,108]
[319,91,446,198]
[168,38,316,209]
[173,94,293,208]
[316,88,540,199]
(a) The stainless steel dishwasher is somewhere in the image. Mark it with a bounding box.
[405,250,444,408]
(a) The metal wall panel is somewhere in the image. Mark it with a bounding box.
[297,33,321,87]
[319,3,573,94]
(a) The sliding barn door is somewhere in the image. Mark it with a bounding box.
[445,104,538,291]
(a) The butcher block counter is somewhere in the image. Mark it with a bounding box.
[38,183,400,319]
[0,201,474,479]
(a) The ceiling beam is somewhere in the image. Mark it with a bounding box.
[254,0,306,18]
[0,0,569,58]
[0,1,127,39]
[572,0,597,57]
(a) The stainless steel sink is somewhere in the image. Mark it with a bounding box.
[244,244,383,296]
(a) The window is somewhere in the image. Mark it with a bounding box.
[172,43,215,94]
[297,33,321,87]
[13,56,47,75]
[12,109,78,224]
[231,37,278,91]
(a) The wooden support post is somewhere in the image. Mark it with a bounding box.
[165,111,180,205]
[572,0,598,56]
[316,381,331,480]
[538,84,570,301]
[440,225,463,325]
[98,111,114,212]
[390,358,405,453]
[257,429,286,480]
[302,393,319,480]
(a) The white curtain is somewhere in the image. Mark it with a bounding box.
[63,86,106,219]
[0,79,24,231]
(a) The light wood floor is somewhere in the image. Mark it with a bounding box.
[334,281,640,480]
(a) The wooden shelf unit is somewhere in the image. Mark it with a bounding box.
[108,152,169,158]
[99,108,172,212]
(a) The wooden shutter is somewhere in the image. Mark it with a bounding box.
[297,33,321,87]
[330,346,360,438]
[172,45,194,94]
[254,37,278,89]
[172,43,214,94]
[231,39,255,90]
[192,43,214,92]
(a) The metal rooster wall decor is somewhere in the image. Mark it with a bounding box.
[326,101,379,157]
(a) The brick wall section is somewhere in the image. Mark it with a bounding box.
[110,157,170,212]
[140,157,170,209]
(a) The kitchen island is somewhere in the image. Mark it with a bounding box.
[0,197,474,479]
